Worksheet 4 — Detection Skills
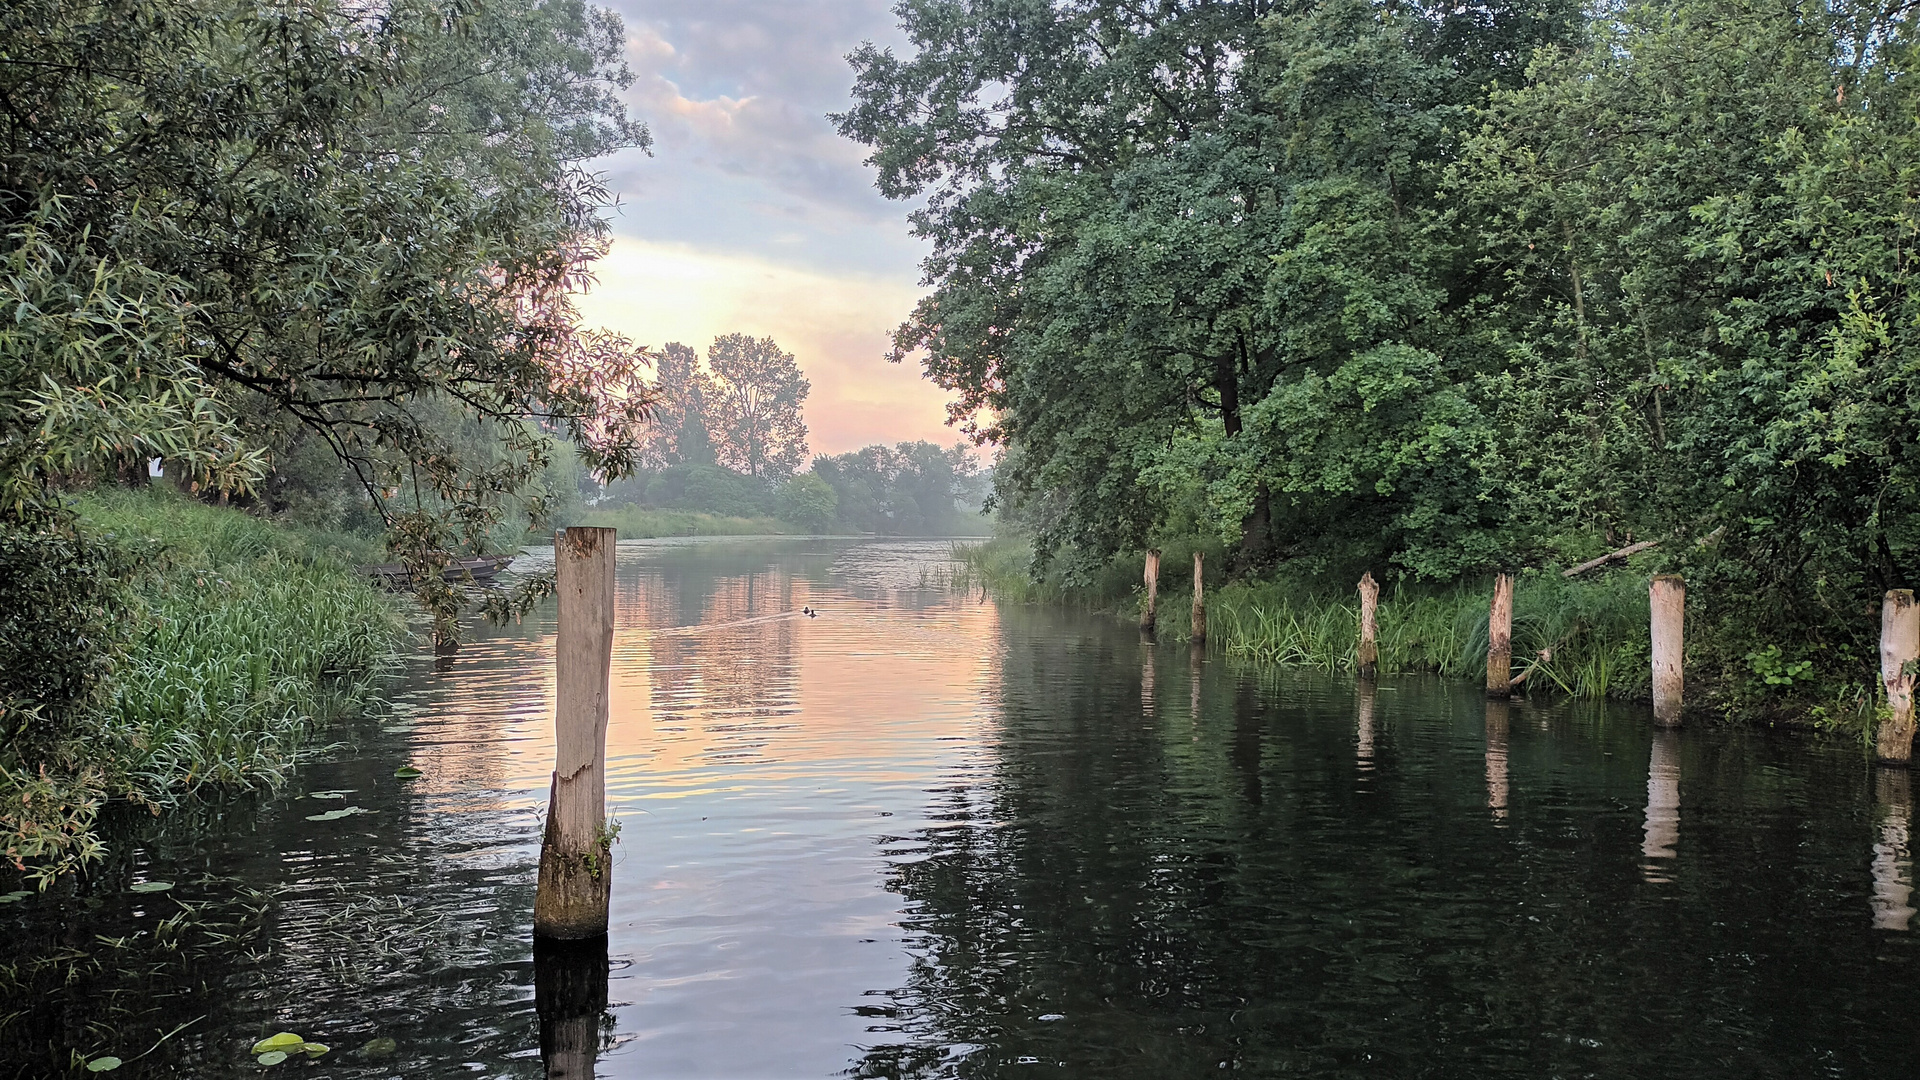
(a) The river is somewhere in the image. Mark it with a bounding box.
[2,537,1916,1077]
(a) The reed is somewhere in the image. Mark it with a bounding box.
[2,490,405,881]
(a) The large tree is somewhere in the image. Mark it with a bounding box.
[705,333,810,478]
[2,0,657,724]
[838,0,1580,578]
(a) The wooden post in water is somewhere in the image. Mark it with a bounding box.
[1485,573,1513,699]
[1650,575,1685,729]
[1876,589,1920,765]
[1357,572,1379,680]
[1141,549,1161,632]
[534,526,616,939]
[1190,552,1207,645]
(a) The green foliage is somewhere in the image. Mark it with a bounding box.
[850,0,1920,713]
[811,441,988,535]
[1,491,404,878]
[780,473,840,534]
[0,523,126,754]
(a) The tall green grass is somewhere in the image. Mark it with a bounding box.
[957,534,1654,700]
[3,489,406,880]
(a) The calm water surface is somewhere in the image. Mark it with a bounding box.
[3,538,1917,1077]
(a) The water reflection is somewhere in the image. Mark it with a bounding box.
[8,540,1920,1078]
[1872,769,1915,931]
[1355,681,1376,771]
[1642,731,1682,881]
[535,936,608,1079]
[1485,699,1510,822]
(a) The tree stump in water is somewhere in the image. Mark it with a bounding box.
[1650,575,1685,729]
[1357,572,1379,680]
[1485,573,1513,699]
[535,526,616,939]
[1141,549,1161,632]
[1877,589,1919,765]
[1190,551,1206,645]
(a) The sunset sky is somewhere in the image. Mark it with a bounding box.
[573,0,955,457]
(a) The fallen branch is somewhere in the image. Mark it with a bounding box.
[1563,540,1659,578]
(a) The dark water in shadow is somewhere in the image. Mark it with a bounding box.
[2,538,1916,1077]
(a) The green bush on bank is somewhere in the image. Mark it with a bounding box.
[2,489,404,881]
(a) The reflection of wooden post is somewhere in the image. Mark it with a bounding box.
[1876,590,1919,764]
[535,935,609,1079]
[1355,680,1376,769]
[1642,731,1681,882]
[1650,575,1685,729]
[535,527,616,939]
[1485,699,1510,823]
[1485,573,1513,699]
[1190,552,1207,645]
[1357,572,1379,679]
[1141,549,1161,631]
[1872,769,1915,931]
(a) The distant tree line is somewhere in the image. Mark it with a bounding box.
[839,0,1920,693]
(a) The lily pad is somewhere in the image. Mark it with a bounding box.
[85,1057,121,1072]
[251,1032,306,1054]
[307,790,354,800]
[301,1042,329,1057]
[256,1050,288,1066]
[0,890,31,904]
[393,766,423,780]
[129,881,174,894]
[304,806,370,822]
[355,1036,397,1058]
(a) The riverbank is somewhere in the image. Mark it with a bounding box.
[954,537,1880,736]
[2,491,406,882]
[576,504,789,538]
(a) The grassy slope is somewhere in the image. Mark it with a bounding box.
[3,490,406,879]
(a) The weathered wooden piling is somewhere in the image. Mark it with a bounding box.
[1190,552,1207,645]
[1877,589,1919,765]
[1485,573,1513,699]
[1141,549,1161,632]
[1650,574,1685,728]
[1357,572,1379,680]
[534,526,616,939]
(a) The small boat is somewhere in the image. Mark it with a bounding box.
[359,554,516,589]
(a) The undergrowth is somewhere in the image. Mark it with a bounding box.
[2,489,405,882]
